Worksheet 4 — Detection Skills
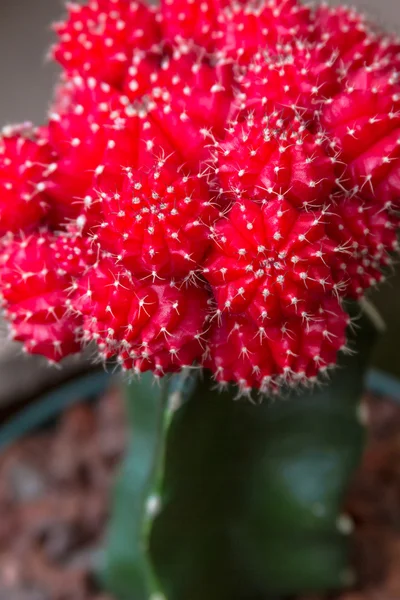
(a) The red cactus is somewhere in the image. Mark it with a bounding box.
[202,297,349,393]
[238,40,341,120]
[45,77,144,224]
[72,258,210,376]
[327,196,399,298]
[45,77,184,226]
[313,4,400,74]
[0,126,56,236]
[203,198,346,318]
[0,233,94,362]
[0,0,398,390]
[161,0,312,59]
[89,159,220,279]
[124,45,236,137]
[214,113,336,209]
[160,0,224,51]
[53,0,161,86]
[217,0,312,62]
[321,65,400,210]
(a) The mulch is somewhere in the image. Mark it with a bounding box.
[1,387,400,600]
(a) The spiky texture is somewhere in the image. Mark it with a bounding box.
[162,0,312,60]
[124,44,235,137]
[238,40,341,120]
[216,0,313,61]
[89,160,221,279]
[0,233,94,362]
[326,196,399,298]
[202,195,354,390]
[45,75,215,229]
[313,4,400,73]
[0,0,398,392]
[321,66,400,210]
[203,198,344,314]
[0,126,56,236]
[213,113,336,209]
[160,0,224,51]
[53,0,161,85]
[45,76,158,225]
[202,297,348,394]
[72,258,210,376]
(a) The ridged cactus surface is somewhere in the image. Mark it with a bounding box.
[149,313,376,599]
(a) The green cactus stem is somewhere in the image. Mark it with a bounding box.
[102,372,171,600]
[149,309,378,599]
[103,306,378,600]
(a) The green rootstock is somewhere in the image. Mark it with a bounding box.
[149,313,377,599]
[102,372,171,600]
[102,370,196,600]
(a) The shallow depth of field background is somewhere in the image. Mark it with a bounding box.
[0,0,399,380]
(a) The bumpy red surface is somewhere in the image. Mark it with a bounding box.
[238,40,341,119]
[88,159,220,279]
[0,233,94,362]
[322,66,400,211]
[0,0,399,392]
[53,0,161,85]
[214,113,336,209]
[72,258,210,376]
[124,45,236,137]
[45,77,155,225]
[217,0,312,61]
[0,127,56,236]
[313,4,400,73]
[203,198,345,316]
[45,75,215,228]
[327,196,399,298]
[160,0,224,51]
[203,297,348,393]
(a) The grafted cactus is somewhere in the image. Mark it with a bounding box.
[100,307,377,600]
[150,311,376,599]
[0,0,397,597]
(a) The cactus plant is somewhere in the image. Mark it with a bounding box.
[151,311,375,599]
[0,0,399,598]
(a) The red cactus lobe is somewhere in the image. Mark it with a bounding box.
[73,258,210,375]
[160,0,224,52]
[327,197,399,298]
[321,71,400,209]
[161,0,312,58]
[45,77,180,226]
[46,75,216,226]
[203,199,346,323]
[239,40,341,120]
[215,114,335,209]
[217,0,312,62]
[313,4,400,74]
[143,94,214,168]
[0,127,56,236]
[202,297,348,393]
[45,78,126,223]
[0,233,94,361]
[124,45,236,137]
[53,0,161,86]
[89,161,219,279]
[313,5,371,66]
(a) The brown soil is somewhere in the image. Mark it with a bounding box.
[1,388,400,600]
